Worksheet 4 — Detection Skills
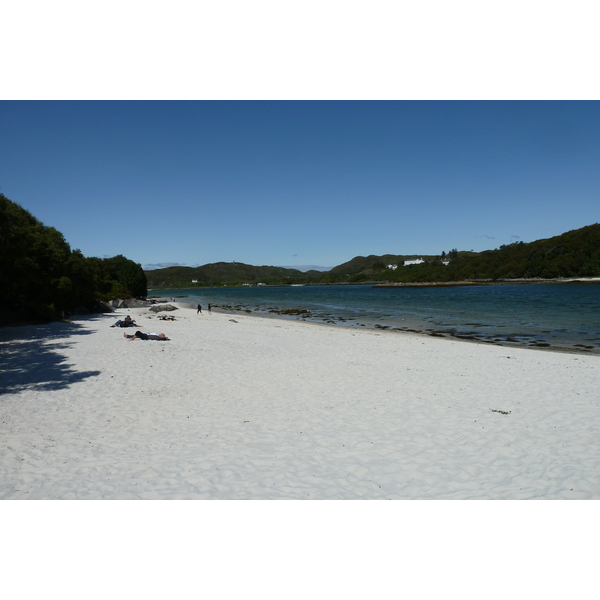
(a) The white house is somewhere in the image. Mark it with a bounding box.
[404,258,425,266]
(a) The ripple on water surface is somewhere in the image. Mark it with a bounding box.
[154,283,600,353]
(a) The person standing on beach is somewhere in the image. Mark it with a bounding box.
[208,304,212,314]
[197,304,202,314]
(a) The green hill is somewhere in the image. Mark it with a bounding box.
[145,223,600,288]
[446,223,600,281]
[146,262,322,288]
[363,224,600,283]
[328,254,438,275]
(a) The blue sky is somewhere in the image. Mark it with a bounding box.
[2,101,599,271]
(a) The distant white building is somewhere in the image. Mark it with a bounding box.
[404,258,425,266]
[191,279,198,283]
[386,264,398,270]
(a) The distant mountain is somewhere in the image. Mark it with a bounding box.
[145,223,600,288]
[145,262,323,289]
[328,254,439,275]
[344,224,600,283]
[440,223,600,281]
[143,262,192,271]
[277,265,333,272]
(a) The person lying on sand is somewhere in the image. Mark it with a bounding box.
[158,315,177,321]
[123,331,169,341]
[111,315,140,328]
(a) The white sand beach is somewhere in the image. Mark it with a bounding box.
[1,303,599,500]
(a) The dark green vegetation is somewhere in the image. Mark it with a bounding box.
[323,251,476,283]
[146,263,324,288]
[146,223,600,288]
[366,224,600,283]
[1,194,147,324]
[328,254,438,275]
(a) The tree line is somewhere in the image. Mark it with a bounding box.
[145,262,325,289]
[1,193,147,324]
[343,224,600,283]
[146,223,600,288]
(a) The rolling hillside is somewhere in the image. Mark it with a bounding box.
[145,223,600,288]
[146,262,322,288]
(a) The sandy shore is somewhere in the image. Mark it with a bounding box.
[1,302,599,499]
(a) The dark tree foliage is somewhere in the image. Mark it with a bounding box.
[145,262,322,288]
[101,255,147,298]
[1,193,147,324]
[145,223,600,290]
[363,225,600,283]
[313,228,600,284]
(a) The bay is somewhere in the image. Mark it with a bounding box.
[150,283,600,353]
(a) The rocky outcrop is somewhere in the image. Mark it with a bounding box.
[149,304,178,313]
[69,301,114,316]
[96,301,115,313]
[111,298,154,309]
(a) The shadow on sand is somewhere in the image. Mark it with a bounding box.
[0,317,102,395]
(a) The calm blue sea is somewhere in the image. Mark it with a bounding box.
[151,283,600,352]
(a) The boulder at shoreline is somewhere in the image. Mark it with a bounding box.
[149,304,178,312]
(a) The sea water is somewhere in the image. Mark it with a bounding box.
[151,283,600,352]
